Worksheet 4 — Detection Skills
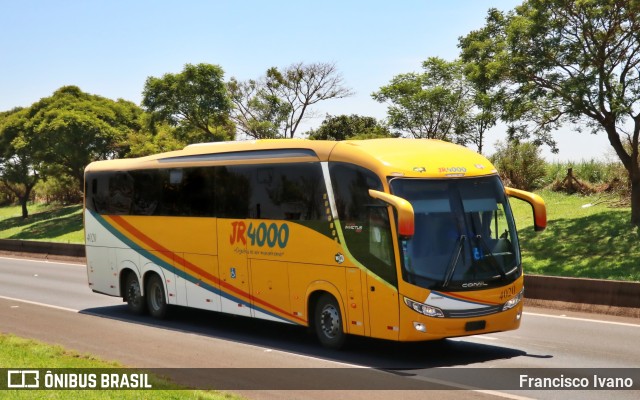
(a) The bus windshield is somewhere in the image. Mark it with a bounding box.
[390,176,521,291]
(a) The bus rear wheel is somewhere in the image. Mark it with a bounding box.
[314,294,345,349]
[146,274,168,319]
[124,273,145,315]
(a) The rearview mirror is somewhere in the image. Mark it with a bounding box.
[368,189,415,238]
[505,187,547,232]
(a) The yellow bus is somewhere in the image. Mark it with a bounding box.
[83,138,546,349]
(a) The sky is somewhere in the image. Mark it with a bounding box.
[0,0,612,162]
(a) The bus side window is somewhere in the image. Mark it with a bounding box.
[182,167,215,217]
[130,171,160,216]
[258,163,326,222]
[215,166,251,219]
[330,163,397,287]
[107,172,134,215]
[369,206,393,266]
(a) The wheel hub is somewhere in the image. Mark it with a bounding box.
[320,305,340,338]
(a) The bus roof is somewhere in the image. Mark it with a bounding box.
[85,138,497,179]
[330,138,497,179]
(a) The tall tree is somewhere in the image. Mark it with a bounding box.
[459,7,558,152]
[372,57,475,145]
[227,77,291,139]
[459,0,640,226]
[262,62,354,138]
[458,18,508,154]
[22,86,142,192]
[125,114,187,158]
[307,114,396,140]
[0,108,42,218]
[142,63,235,142]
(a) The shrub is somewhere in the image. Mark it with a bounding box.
[544,159,629,198]
[0,182,16,206]
[490,140,546,191]
[34,174,82,204]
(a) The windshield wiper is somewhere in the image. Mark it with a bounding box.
[474,234,507,279]
[442,235,466,288]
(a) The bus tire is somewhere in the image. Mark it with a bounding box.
[314,293,345,349]
[146,274,168,319]
[124,272,146,315]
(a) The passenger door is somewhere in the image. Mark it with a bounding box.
[366,273,400,340]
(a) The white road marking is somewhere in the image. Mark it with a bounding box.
[0,256,84,267]
[523,311,640,328]
[252,347,534,399]
[0,291,363,369]
[450,335,499,341]
[250,345,368,368]
[472,390,534,400]
[411,375,534,399]
[0,295,79,313]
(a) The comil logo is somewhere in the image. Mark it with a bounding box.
[7,370,40,388]
[462,281,488,288]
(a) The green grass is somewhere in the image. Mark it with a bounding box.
[0,203,84,243]
[0,333,242,399]
[511,189,640,281]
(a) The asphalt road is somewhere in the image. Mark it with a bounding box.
[1,255,639,400]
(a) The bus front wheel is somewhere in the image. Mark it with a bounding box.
[314,294,345,349]
[146,274,168,319]
[124,273,145,315]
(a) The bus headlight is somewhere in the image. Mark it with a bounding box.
[502,289,524,311]
[403,297,444,318]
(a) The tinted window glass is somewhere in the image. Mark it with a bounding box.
[86,171,134,215]
[255,163,326,221]
[86,168,217,217]
[217,163,331,237]
[129,170,162,215]
[86,162,329,232]
[390,176,520,291]
[329,163,396,286]
[215,166,251,218]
